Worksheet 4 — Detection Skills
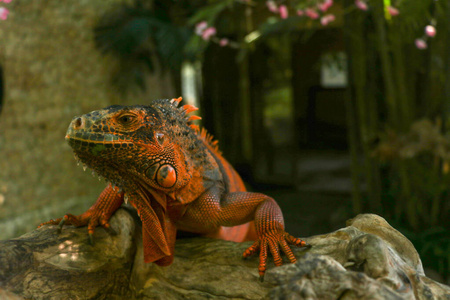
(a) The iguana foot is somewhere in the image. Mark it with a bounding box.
[38,211,115,244]
[242,232,310,282]
[38,184,123,243]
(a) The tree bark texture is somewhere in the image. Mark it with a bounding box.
[0,209,449,299]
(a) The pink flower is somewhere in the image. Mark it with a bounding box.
[296,9,304,16]
[318,0,333,12]
[266,1,278,13]
[425,25,436,38]
[195,21,208,35]
[219,38,229,47]
[320,14,336,26]
[305,8,319,19]
[201,27,216,41]
[355,0,368,11]
[0,7,9,20]
[2,0,12,3]
[415,38,427,50]
[387,6,399,16]
[279,5,288,19]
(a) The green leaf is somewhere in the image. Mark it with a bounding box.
[188,1,234,26]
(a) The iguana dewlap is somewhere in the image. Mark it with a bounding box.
[39,97,309,280]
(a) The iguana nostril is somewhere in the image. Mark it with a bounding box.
[73,117,83,129]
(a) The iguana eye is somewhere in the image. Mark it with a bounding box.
[118,115,134,124]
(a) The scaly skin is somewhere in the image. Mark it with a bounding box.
[39,97,310,280]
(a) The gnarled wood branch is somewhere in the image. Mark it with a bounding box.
[0,210,448,299]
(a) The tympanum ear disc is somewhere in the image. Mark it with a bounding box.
[156,164,176,188]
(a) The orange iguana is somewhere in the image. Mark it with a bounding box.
[39,97,309,280]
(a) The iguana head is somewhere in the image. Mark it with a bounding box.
[65,98,202,193]
[66,98,207,263]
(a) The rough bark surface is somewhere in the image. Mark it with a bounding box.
[0,211,448,300]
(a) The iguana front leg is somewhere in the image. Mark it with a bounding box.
[181,188,310,281]
[38,183,124,242]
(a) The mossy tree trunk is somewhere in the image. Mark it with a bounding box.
[344,0,381,214]
[343,0,448,233]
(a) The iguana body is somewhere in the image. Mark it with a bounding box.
[40,97,308,280]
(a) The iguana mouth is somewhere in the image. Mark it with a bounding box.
[65,133,122,143]
[66,132,133,158]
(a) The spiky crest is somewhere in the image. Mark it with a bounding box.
[188,115,202,122]
[199,127,221,154]
[170,97,183,107]
[152,97,220,156]
[182,104,199,115]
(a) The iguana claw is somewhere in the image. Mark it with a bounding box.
[243,232,310,282]
[57,218,66,234]
[88,232,95,245]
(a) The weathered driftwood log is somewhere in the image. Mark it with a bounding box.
[0,209,449,300]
